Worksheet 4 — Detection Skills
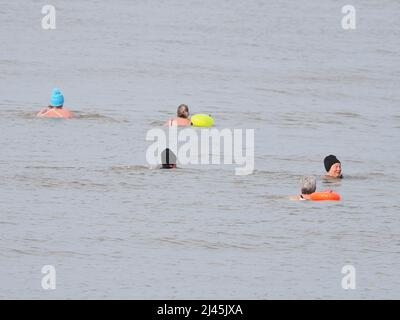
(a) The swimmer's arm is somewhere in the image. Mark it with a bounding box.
[36,108,47,117]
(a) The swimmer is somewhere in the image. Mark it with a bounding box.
[166,104,192,127]
[323,155,342,179]
[290,176,340,201]
[161,148,177,169]
[290,176,317,201]
[37,88,74,119]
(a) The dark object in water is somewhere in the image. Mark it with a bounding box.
[161,148,177,169]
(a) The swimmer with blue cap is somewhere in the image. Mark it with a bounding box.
[37,88,74,119]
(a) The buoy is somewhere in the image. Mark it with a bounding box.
[309,192,341,201]
[191,114,214,127]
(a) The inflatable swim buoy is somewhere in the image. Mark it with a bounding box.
[191,114,214,127]
[309,192,341,201]
[37,108,73,119]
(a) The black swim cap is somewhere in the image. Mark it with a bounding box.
[324,155,340,172]
[161,148,177,166]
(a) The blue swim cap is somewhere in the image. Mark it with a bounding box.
[50,88,64,107]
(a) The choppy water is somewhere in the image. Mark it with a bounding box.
[1,0,399,299]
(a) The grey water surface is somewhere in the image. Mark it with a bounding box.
[0,0,399,299]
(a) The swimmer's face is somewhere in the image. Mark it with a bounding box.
[328,163,342,178]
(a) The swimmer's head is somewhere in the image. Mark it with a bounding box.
[161,148,177,169]
[324,155,342,178]
[177,104,189,119]
[50,88,64,108]
[300,176,316,195]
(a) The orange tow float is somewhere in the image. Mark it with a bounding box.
[309,191,341,201]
